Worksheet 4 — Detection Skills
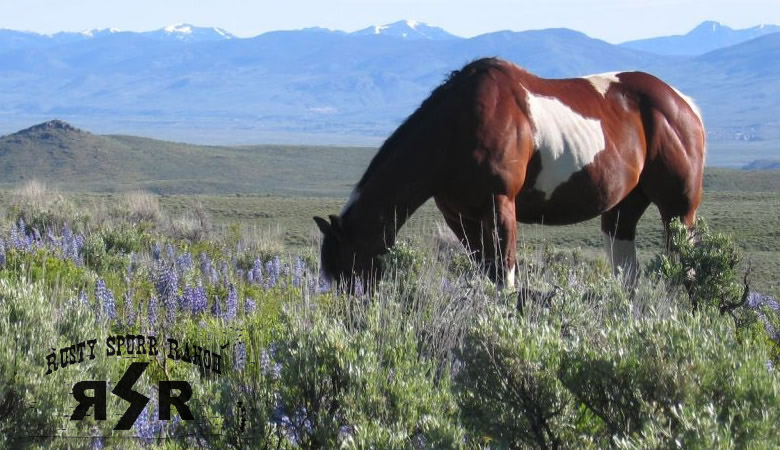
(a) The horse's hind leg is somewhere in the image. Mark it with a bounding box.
[601,187,651,280]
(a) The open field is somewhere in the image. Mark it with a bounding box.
[2,166,776,295]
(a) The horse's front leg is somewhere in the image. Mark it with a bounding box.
[481,195,517,290]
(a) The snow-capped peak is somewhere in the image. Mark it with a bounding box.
[353,20,458,40]
[79,28,121,38]
[164,24,193,35]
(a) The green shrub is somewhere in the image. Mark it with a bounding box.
[650,218,743,311]
[275,302,464,449]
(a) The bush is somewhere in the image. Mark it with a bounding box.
[650,218,743,311]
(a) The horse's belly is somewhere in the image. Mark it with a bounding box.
[515,170,612,225]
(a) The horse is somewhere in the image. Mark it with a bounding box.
[314,57,705,290]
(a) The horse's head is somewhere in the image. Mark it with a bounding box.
[314,215,383,292]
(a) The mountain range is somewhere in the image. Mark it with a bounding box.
[0,20,778,166]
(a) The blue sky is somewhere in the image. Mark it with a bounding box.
[1,0,778,43]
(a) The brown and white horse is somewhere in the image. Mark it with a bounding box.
[315,57,705,290]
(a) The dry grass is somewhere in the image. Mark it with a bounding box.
[123,190,162,224]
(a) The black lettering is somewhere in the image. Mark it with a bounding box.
[148,336,158,356]
[167,338,179,360]
[68,345,77,365]
[112,362,150,430]
[203,349,211,370]
[70,381,107,421]
[158,381,194,421]
[60,347,70,368]
[87,339,97,360]
[45,350,57,375]
[125,335,135,354]
[180,342,191,363]
[106,336,116,356]
[137,335,145,355]
[77,341,86,363]
[192,345,202,366]
[116,335,125,356]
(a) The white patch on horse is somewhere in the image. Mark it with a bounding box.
[340,188,361,216]
[505,265,516,290]
[670,86,703,125]
[584,72,620,97]
[602,232,637,277]
[526,92,606,199]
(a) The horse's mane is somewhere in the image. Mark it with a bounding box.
[356,57,508,189]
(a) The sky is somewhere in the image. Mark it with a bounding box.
[1,0,779,43]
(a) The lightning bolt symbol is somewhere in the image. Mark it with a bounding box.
[112,362,150,430]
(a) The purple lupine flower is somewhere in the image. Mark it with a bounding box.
[166,244,175,262]
[155,264,179,300]
[176,252,193,274]
[124,290,135,327]
[184,284,208,315]
[353,279,365,297]
[79,289,89,307]
[96,279,116,320]
[148,295,158,327]
[225,284,238,321]
[250,258,263,285]
[212,295,222,318]
[220,262,230,284]
[90,436,104,450]
[0,238,5,266]
[293,257,306,287]
[11,220,25,250]
[32,228,42,248]
[152,243,161,261]
[265,257,282,289]
[234,342,246,371]
[244,298,257,315]
[46,228,57,246]
[134,396,161,443]
[199,252,212,280]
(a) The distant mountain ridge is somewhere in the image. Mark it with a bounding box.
[0,20,778,167]
[621,21,780,55]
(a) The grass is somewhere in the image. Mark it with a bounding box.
[1,184,777,448]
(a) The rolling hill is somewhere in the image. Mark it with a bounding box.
[0,120,375,195]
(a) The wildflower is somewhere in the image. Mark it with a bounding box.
[183,284,208,315]
[96,279,116,321]
[166,244,175,262]
[293,257,306,287]
[148,295,158,327]
[234,342,246,371]
[212,295,222,318]
[176,252,193,274]
[79,289,90,307]
[152,243,161,261]
[244,297,257,315]
[225,284,238,321]
[155,263,179,300]
[199,252,212,280]
[124,290,135,327]
[0,238,5,266]
[252,258,263,284]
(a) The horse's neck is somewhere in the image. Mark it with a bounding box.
[344,142,435,253]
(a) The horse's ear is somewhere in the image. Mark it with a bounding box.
[313,216,332,235]
[328,215,345,236]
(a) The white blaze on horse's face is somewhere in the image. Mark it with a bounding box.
[526,91,607,200]
[584,72,621,97]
